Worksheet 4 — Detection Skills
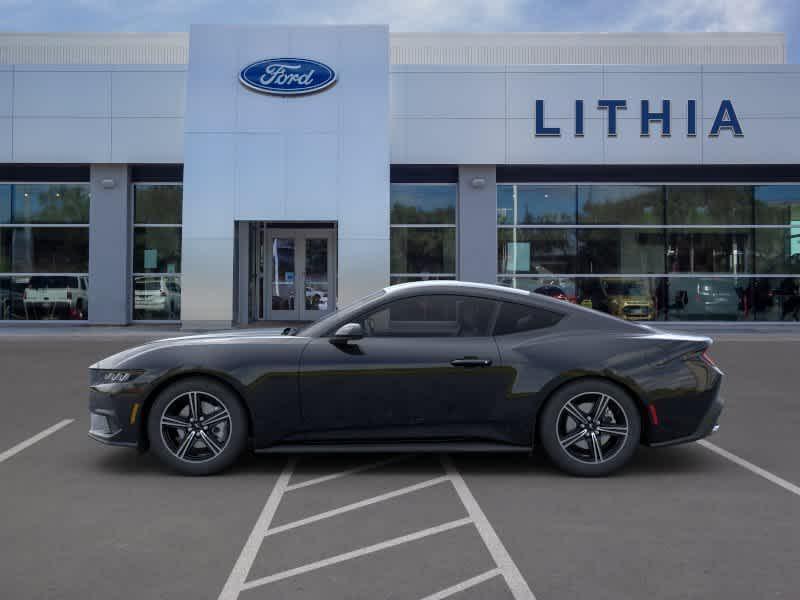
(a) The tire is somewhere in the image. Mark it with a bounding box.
[147,377,248,476]
[538,379,640,477]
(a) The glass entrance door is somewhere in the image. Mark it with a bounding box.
[266,229,335,321]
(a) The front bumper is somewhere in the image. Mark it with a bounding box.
[88,382,144,448]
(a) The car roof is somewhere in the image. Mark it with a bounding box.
[383,280,532,299]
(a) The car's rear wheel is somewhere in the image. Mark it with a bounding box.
[538,379,640,477]
[147,377,247,475]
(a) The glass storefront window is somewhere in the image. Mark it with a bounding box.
[666,229,753,274]
[577,229,664,274]
[497,229,576,275]
[390,228,456,275]
[576,277,666,321]
[390,184,457,280]
[666,186,753,225]
[391,184,456,225]
[498,185,575,225]
[755,228,800,274]
[132,184,182,320]
[754,185,800,225]
[753,277,800,321]
[578,186,663,225]
[0,183,90,321]
[666,277,751,321]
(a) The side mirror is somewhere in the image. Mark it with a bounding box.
[330,322,364,345]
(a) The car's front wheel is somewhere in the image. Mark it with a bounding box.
[538,379,640,477]
[147,377,248,475]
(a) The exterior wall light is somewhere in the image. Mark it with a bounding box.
[101,178,116,189]
[471,177,486,189]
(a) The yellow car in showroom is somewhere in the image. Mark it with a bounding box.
[582,280,656,321]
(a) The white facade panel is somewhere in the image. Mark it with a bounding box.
[507,69,603,119]
[235,134,285,220]
[605,117,702,164]
[182,132,235,239]
[507,117,605,164]
[603,68,701,118]
[111,117,184,163]
[702,118,800,164]
[337,134,390,239]
[13,117,110,162]
[285,133,339,221]
[14,70,110,117]
[0,69,11,116]
[701,71,800,118]
[0,118,11,160]
[337,237,390,306]
[111,70,186,117]
[401,71,505,118]
[402,117,505,164]
[183,27,238,133]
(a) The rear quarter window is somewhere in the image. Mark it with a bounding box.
[493,301,563,335]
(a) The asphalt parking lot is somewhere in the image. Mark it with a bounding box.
[1,329,800,599]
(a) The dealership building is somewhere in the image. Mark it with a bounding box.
[0,27,799,327]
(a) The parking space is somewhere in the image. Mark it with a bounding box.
[1,331,799,599]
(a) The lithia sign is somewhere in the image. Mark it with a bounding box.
[535,99,743,138]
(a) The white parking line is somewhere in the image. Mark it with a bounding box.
[285,454,413,491]
[442,455,537,600]
[265,475,450,537]
[419,568,502,600]
[0,419,74,464]
[240,518,473,591]
[218,457,297,600]
[698,440,800,497]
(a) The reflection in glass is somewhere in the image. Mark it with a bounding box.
[0,275,89,320]
[578,186,663,225]
[133,275,181,320]
[665,277,749,321]
[755,185,800,225]
[578,229,664,274]
[271,238,296,311]
[666,229,752,274]
[497,229,576,275]
[497,185,576,225]
[576,277,665,321]
[305,238,329,311]
[390,275,456,285]
[1,184,90,224]
[666,186,752,225]
[0,228,89,273]
[497,276,577,303]
[134,185,183,225]
[753,278,800,321]
[391,228,456,274]
[755,228,800,274]
[133,228,182,273]
[391,184,456,225]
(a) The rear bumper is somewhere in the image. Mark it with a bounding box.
[648,392,724,448]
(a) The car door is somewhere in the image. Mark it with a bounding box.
[298,293,510,442]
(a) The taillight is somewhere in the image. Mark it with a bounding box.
[700,350,716,367]
[160,290,167,297]
[556,293,567,301]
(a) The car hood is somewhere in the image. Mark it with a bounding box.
[90,329,307,369]
[609,295,652,305]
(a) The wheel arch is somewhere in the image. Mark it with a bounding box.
[532,373,647,448]
[137,370,254,450]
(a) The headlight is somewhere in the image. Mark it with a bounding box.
[90,369,142,385]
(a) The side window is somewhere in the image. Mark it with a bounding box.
[493,301,562,335]
[359,295,497,338]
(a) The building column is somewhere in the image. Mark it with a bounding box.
[457,166,497,284]
[88,164,130,325]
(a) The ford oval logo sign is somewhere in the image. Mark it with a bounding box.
[239,58,337,96]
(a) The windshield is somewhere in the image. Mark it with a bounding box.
[294,289,387,337]
[606,281,645,296]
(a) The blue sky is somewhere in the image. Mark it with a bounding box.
[1,0,798,62]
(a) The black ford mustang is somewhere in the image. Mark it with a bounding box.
[89,281,723,477]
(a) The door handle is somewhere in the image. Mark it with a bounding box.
[450,358,492,368]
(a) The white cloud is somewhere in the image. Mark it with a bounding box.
[624,0,779,32]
